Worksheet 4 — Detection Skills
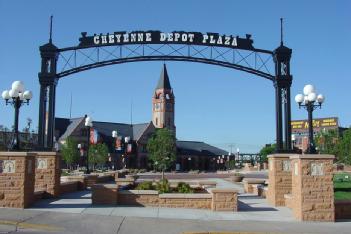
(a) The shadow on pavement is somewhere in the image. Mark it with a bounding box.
[238,200,277,212]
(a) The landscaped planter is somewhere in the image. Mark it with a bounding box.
[229,175,244,182]
[117,190,212,209]
[125,174,139,180]
[115,177,136,187]
[61,175,87,190]
[85,175,99,188]
[91,185,238,211]
[92,184,118,205]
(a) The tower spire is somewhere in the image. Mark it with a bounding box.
[156,64,172,90]
[49,15,53,43]
[280,17,284,46]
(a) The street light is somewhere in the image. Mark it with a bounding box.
[2,81,32,150]
[295,84,325,154]
[291,134,296,149]
[124,136,131,168]
[85,115,93,174]
[112,130,118,170]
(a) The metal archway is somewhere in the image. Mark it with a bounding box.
[38,30,293,153]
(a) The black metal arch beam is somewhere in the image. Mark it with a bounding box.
[57,55,274,81]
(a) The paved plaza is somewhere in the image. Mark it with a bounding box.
[1,178,351,233]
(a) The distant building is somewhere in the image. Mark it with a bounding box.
[291,117,345,152]
[55,64,227,171]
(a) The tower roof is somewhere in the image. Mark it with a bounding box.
[156,64,172,90]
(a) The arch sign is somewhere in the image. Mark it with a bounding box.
[37,28,293,153]
[80,31,254,50]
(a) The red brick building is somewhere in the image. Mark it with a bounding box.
[291,117,342,152]
[55,65,227,171]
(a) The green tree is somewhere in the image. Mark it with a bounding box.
[147,128,176,180]
[88,143,109,171]
[259,144,276,162]
[337,129,351,165]
[61,137,80,170]
[315,129,339,155]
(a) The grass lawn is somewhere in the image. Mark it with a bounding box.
[334,172,351,200]
[335,191,351,200]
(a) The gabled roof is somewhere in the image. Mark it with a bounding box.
[92,121,134,139]
[156,64,172,90]
[176,141,228,156]
[57,117,85,142]
[132,122,153,141]
[55,117,151,142]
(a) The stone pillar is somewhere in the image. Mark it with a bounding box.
[267,154,292,206]
[0,152,35,208]
[34,152,61,197]
[211,189,238,211]
[290,154,335,221]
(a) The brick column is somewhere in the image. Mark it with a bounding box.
[290,154,335,221]
[267,154,293,206]
[0,152,35,208]
[33,152,61,197]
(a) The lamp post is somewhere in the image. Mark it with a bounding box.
[112,130,118,170]
[84,115,93,174]
[124,136,131,168]
[2,81,32,150]
[188,157,192,171]
[291,134,296,149]
[236,148,240,166]
[295,84,325,154]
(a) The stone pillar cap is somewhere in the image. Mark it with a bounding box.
[289,154,335,159]
[210,188,238,193]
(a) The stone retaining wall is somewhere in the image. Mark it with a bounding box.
[61,176,87,190]
[92,184,118,205]
[118,190,161,207]
[92,186,236,211]
[159,193,212,209]
[60,181,79,195]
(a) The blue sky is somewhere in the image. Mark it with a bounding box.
[0,0,350,153]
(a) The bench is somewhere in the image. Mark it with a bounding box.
[243,178,266,194]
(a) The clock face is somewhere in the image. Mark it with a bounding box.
[154,103,160,110]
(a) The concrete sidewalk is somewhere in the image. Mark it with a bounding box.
[0,178,350,233]
[1,209,351,234]
[26,179,293,222]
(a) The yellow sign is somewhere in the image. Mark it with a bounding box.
[291,117,338,130]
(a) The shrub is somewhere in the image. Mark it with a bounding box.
[177,182,193,193]
[156,179,171,193]
[139,169,147,173]
[61,170,70,176]
[136,181,154,190]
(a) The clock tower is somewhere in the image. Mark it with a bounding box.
[152,64,175,133]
